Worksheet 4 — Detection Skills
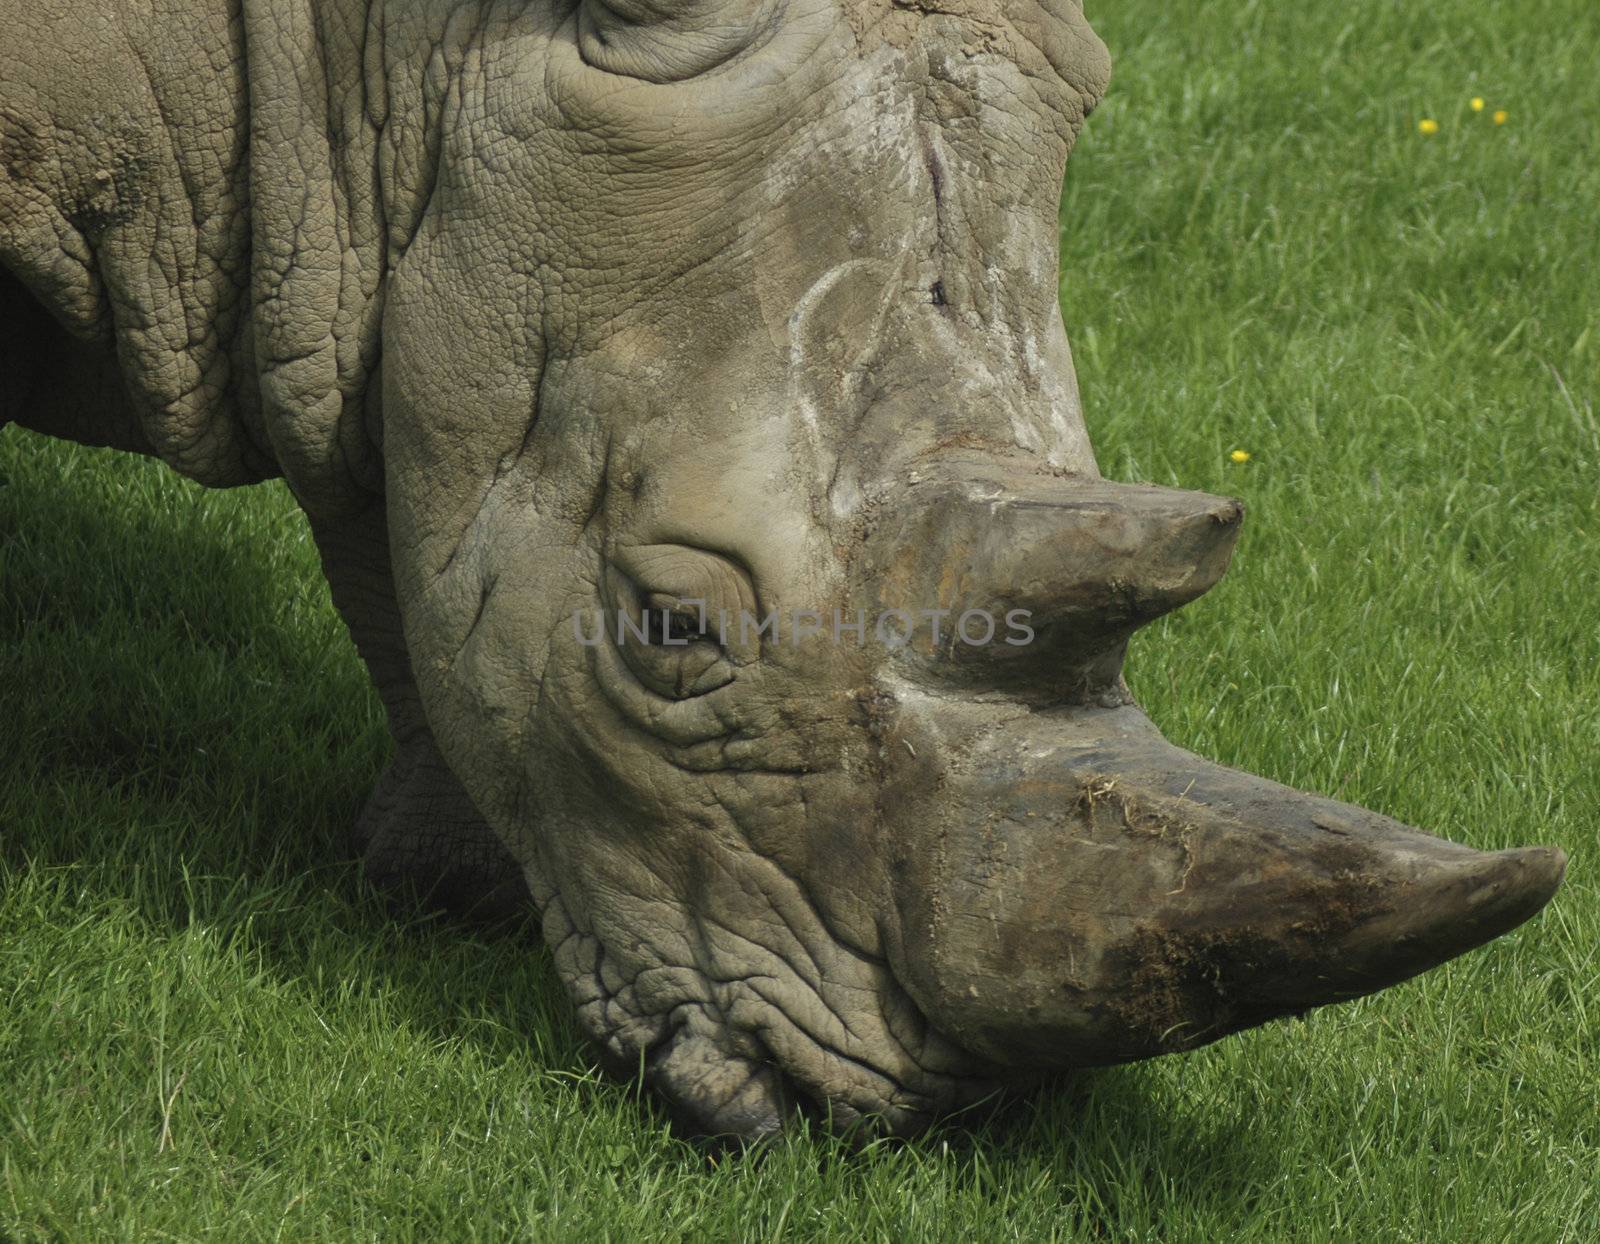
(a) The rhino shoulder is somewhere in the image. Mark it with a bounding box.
[1,0,272,485]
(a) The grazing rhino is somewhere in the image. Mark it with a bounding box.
[0,0,1566,1138]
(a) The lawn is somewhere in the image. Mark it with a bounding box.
[3,0,1598,1239]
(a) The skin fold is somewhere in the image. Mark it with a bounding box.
[1,0,1565,1139]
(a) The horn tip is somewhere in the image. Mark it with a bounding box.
[1403,843,1568,965]
[1483,843,1567,923]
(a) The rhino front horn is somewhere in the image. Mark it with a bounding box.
[882,696,1567,1071]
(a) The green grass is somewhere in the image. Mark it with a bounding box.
[3,0,1598,1238]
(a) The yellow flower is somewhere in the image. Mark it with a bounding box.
[1493,109,1509,125]
[1470,97,1485,112]
[1418,118,1440,135]
[1230,449,1251,464]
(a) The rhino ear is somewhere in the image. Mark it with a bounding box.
[577,0,778,82]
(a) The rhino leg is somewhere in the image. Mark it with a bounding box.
[311,505,530,924]
[354,730,529,925]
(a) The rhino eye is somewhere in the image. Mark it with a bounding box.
[614,590,729,698]
[640,594,714,645]
[602,544,758,699]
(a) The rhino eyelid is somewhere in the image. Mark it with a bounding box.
[612,542,763,617]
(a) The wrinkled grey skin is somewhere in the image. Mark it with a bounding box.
[1,0,1566,1139]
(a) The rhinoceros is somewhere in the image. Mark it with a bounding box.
[0,0,1566,1138]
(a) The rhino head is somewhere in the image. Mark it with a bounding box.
[357,0,1564,1136]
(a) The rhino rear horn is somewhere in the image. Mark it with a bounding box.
[865,461,1243,699]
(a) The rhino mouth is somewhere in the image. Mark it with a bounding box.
[633,993,1002,1141]
[535,877,1005,1141]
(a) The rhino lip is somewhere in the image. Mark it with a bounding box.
[632,992,1003,1143]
